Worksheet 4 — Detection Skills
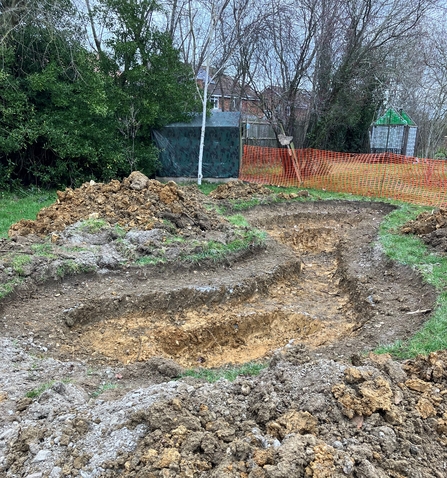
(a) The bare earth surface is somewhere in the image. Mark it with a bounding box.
[402,206,447,254]
[1,177,447,477]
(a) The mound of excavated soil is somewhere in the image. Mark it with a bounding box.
[8,172,224,237]
[402,207,447,254]
[3,174,272,302]
[209,180,272,200]
[3,340,447,477]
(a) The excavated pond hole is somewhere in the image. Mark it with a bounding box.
[67,218,360,368]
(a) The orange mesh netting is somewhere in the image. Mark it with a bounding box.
[239,146,447,207]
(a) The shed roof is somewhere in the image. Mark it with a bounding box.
[373,107,417,126]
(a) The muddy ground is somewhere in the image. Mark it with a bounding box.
[402,207,447,254]
[1,177,447,477]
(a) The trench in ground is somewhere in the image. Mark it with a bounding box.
[66,217,360,368]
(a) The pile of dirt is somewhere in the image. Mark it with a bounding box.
[209,181,272,200]
[402,208,447,253]
[2,175,271,302]
[3,342,447,477]
[104,350,447,478]
[8,172,224,237]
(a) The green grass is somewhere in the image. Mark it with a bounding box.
[267,185,384,202]
[112,224,127,238]
[11,254,32,275]
[135,256,166,266]
[91,382,118,398]
[31,242,57,258]
[77,218,109,234]
[55,260,97,278]
[0,277,23,300]
[164,236,186,245]
[184,229,267,263]
[375,204,447,358]
[25,381,55,398]
[227,214,250,228]
[204,203,226,215]
[229,198,263,210]
[197,182,381,212]
[181,361,266,383]
[197,182,220,195]
[114,238,137,260]
[0,189,56,238]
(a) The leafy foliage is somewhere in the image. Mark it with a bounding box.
[0,0,200,189]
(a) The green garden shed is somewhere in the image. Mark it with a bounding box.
[370,107,418,156]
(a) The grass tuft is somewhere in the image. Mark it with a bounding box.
[31,242,57,258]
[227,214,250,228]
[181,362,266,383]
[26,381,55,398]
[0,278,23,300]
[55,260,97,278]
[91,383,118,398]
[11,254,32,275]
[184,229,266,263]
[135,256,166,266]
[77,218,109,234]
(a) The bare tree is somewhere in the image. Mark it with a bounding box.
[307,0,437,152]
[163,0,271,182]
[386,7,447,158]
[244,0,320,146]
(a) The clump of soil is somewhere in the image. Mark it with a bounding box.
[209,180,272,200]
[103,350,447,478]
[1,173,267,302]
[3,340,447,477]
[402,207,447,253]
[8,172,224,237]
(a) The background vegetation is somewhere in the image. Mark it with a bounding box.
[0,0,201,189]
[2,0,447,190]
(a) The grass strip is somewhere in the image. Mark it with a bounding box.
[183,229,266,263]
[0,189,56,238]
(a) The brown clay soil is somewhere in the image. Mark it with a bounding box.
[402,206,447,254]
[1,177,447,477]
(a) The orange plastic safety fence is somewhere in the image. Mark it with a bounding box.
[239,145,447,207]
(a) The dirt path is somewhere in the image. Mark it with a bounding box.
[1,197,446,478]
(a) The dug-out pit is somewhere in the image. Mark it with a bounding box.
[1,201,436,369]
[72,219,356,368]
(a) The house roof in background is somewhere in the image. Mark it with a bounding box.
[197,67,257,100]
